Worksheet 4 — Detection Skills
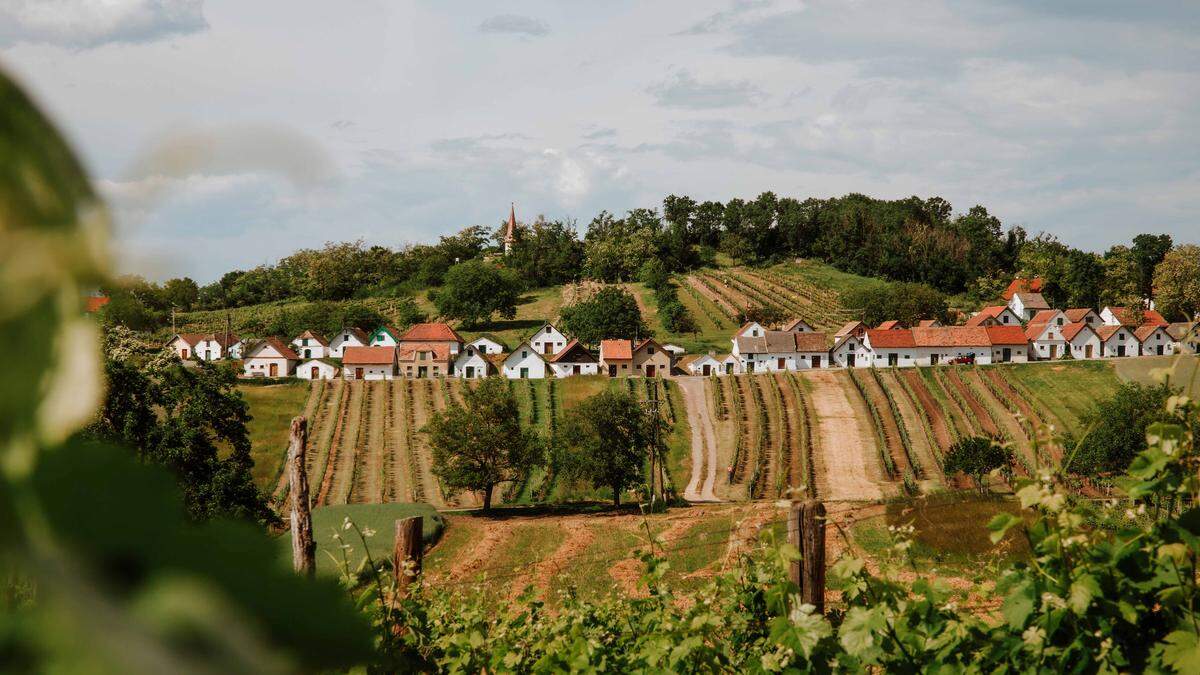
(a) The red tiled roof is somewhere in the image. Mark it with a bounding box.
[964,306,1007,327]
[633,338,665,356]
[548,339,596,363]
[834,320,866,338]
[1002,277,1044,301]
[1105,307,1168,327]
[912,327,991,347]
[1134,325,1168,342]
[1064,309,1095,323]
[866,329,915,348]
[1060,322,1092,341]
[1095,325,1126,341]
[876,320,903,330]
[1024,322,1051,340]
[396,342,451,362]
[600,339,633,360]
[1028,310,1061,324]
[793,332,831,352]
[343,346,397,365]
[400,322,464,343]
[204,332,241,348]
[986,325,1029,345]
[85,296,110,312]
[917,319,941,328]
[1143,310,1169,327]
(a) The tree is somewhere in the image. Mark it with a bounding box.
[162,277,200,311]
[843,282,950,327]
[1153,245,1200,321]
[559,389,653,507]
[426,378,543,511]
[1131,233,1173,300]
[1101,245,1142,308]
[1065,382,1175,475]
[433,260,520,328]
[740,304,787,328]
[943,436,1011,493]
[559,285,649,346]
[503,217,585,286]
[638,258,670,292]
[85,327,275,524]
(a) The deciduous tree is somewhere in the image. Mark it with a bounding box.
[1153,245,1200,321]
[559,389,653,507]
[559,285,649,345]
[433,260,520,328]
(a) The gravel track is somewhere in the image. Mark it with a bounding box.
[677,377,719,502]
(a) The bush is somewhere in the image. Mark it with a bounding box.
[1065,382,1176,474]
[943,435,1011,493]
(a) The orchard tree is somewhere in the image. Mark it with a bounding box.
[943,436,1011,493]
[433,259,520,328]
[1153,244,1200,321]
[426,378,543,511]
[559,389,654,507]
[1132,233,1173,300]
[559,285,649,346]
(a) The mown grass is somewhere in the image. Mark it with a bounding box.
[997,360,1120,432]
[285,502,444,575]
[240,382,311,487]
[1113,354,1200,394]
[783,258,886,298]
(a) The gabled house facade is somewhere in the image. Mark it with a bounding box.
[399,323,463,358]
[397,343,451,378]
[242,338,299,378]
[1009,293,1050,322]
[502,342,548,379]
[466,335,506,355]
[1134,325,1173,356]
[453,344,495,379]
[298,358,339,380]
[1062,323,1101,360]
[528,323,569,357]
[633,339,671,377]
[343,346,397,380]
[166,333,205,360]
[686,353,723,376]
[369,325,403,347]
[965,306,1021,327]
[986,326,1030,363]
[830,333,870,368]
[1167,323,1198,354]
[291,330,329,360]
[329,328,369,358]
[1096,325,1137,357]
[548,339,599,378]
[194,333,241,361]
[1064,309,1102,327]
[781,318,814,333]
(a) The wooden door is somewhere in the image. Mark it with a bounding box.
[181,348,189,360]
[1049,344,1057,359]
[1085,344,1093,358]
[573,364,581,375]
[355,367,364,379]
[1002,348,1011,362]
[777,357,785,369]
[544,342,553,355]
[645,365,655,377]
[812,356,821,368]
[311,366,319,379]
[702,365,711,376]
[608,365,617,377]
[847,354,855,367]
[269,363,278,377]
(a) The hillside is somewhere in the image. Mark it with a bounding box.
[247,360,1127,511]
[169,259,879,354]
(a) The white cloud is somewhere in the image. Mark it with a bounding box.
[647,69,765,109]
[478,14,549,38]
[0,0,208,49]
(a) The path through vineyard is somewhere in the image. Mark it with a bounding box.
[677,377,719,502]
[805,370,887,500]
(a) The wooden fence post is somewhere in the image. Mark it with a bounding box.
[288,416,315,578]
[787,499,826,614]
[394,516,424,595]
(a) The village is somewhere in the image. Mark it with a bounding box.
[163,277,1197,381]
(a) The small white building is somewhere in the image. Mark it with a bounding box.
[291,330,329,360]
[453,344,495,379]
[528,323,569,357]
[503,342,548,379]
[1135,325,1174,356]
[329,328,369,358]
[1097,325,1137,357]
[547,339,599,378]
[369,325,402,348]
[830,333,871,368]
[1062,323,1101,360]
[343,346,397,380]
[1167,323,1198,355]
[466,335,506,355]
[166,333,205,360]
[686,354,724,376]
[194,333,242,361]
[297,358,339,380]
[1008,293,1050,322]
[1025,320,1068,360]
[781,318,814,333]
[719,354,740,375]
[242,338,299,378]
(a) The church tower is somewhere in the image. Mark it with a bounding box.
[503,203,516,255]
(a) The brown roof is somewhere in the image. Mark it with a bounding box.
[1095,325,1127,341]
[600,339,633,361]
[793,332,831,352]
[400,322,464,343]
[204,332,242,348]
[1134,325,1169,342]
[834,320,866,338]
[170,333,206,348]
[549,339,596,363]
[396,343,452,362]
[782,318,812,332]
[343,346,396,365]
[293,330,328,346]
[986,325,1029,345]
[1064,309,1096,323]
[866,329,916,348]
[1002,277,1044,301]
[964,306,1008,327]
[633,338,666,357]
[876,320,903,330]
[336,327,370,343]
[1060,322,1093,341]
[252,337,299,360]
[912,327,991,347]
[1013,292,1050,310]
[1166,322,1195,340]
[1028,310,1061,324]
[85,296,110,312]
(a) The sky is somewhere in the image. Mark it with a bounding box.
[2,0,1198,283]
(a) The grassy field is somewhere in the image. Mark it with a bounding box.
[284,502,444,575]
[241,382,312,486]
[1113,354,1200,394]
[994,360,1121,432]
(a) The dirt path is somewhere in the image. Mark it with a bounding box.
[677,377,719,502]
[445,518,520,582]
[877,370,943,486]
[901,370,952,453]
[804,370,887,501]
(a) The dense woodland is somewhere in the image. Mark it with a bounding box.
[99,193,1200,332]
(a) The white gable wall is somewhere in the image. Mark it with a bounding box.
[550,361,598,378]
[503,347,547,379]
[530,325,568,356]
[292,337,328,360]
[1029,324,1068,360]
[468,337,505,355]
[298,360,338,380]
[454,350,491,378]
[1068,331,1101,359]
[1101,329,1136,357]
[830,337,871,368]
[1139,329,1172,356]
[329,332,366,358]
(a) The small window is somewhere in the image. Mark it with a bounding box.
[545,327,551,333]
[522,350,528,358]
[648,347,655,355]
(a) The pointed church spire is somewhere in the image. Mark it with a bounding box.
[504,202,516,254]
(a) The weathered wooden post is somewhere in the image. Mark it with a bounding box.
[787,499,827,614]
[393,516,424,595]
[288,416,315,578]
